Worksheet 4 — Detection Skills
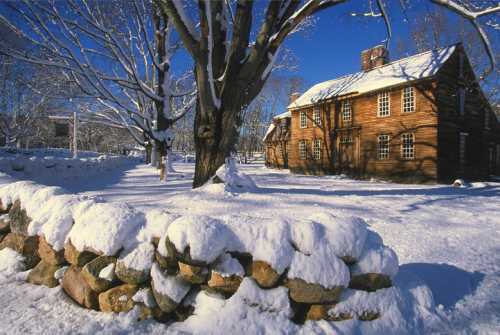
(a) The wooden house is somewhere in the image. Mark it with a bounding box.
[265,44,500,182]
[263,109,293,169]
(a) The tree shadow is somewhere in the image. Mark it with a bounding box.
[398,262,485,309]
[255,183,500,199]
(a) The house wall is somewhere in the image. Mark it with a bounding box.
[284,46,498,182]
[355,81,438,181]
[288,81,440,182]
[265,141,289,169]
[288,104,334,174]
[264,118,291,169]
[436,46,500,181]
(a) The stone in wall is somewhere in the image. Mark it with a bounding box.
[349,273,392,292]
[62,265,99,310]
[251,261,281,288]
[178,261,208,284]
[98,284,139,313]
[207,271,243,295]
[285,278,343,304]
[8,200,31,235]
[0,215,10,234]
[81,256,117,293]
[38,236,65,265]
[115,261,149,285]
[27,260,60,288]
[64,240,98,267]
[0,233,40,269]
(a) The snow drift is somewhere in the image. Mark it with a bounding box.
[0,178,438,335]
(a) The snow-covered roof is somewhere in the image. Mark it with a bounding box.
[262,111,291,142]
[262,124,276,142]
[274,111,291,119]
[289,45,457,109]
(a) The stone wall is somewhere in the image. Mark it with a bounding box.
[0,189,399,326]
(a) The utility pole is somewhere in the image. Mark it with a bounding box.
[73,111,78,158]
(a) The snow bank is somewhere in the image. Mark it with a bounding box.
[213,158,257,192]
[118,243,155,272]
[232,277,293,318]
[67,202,145,255]
[166,215,233,264]
[132,288,156,308]
[170,279,297,334]
[29,195,96,251]
[225,216,294,274]
[288,247,350,288]
[352,231,399,278]
[0,148,138,186]
[0,248,25,283]
[150,263,190,303]
[0,175,422,334]
[138,209,180,243]
[0,181,95,250]
[308,212,368,261]
[213,253,245,277]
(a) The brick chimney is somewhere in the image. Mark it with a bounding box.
[289,92,301,104]
[361,45,389,72]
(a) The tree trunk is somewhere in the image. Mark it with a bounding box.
[145,143,152,164]
[151,141,158,167]
[192,96,241,188]
[166,148,176,173]
[159,155,166,181]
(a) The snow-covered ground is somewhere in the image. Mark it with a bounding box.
[0,148,139,188]
[1,160,499,334]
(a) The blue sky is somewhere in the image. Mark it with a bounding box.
[283,1,436,88]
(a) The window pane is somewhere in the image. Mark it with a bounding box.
[300,111,307,128]
[378,135,390,160]
[313,108,321,127]
[342,100,351,122]
[402,87,415,113]
[299,140,307,159]
[313,139,321,160]
[378,92,390,117]
[401,133,415,159]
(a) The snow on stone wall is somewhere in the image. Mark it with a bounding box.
[0,180,434,334]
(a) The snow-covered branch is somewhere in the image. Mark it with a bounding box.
[430,0,499,77]
[0,0,196,153]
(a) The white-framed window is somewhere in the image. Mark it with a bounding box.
[340,135,353,144]
[342,100,352,122]
[402,87,415,113]
[459,132,468,168]
[300,111,307,128]
[401,133,415,160]
[313,139,322,160]
[458,87,465,116]
[485,110,490,130]
[313,107,321,127]
[377,91,390,117]
[299,140,307,160]
[378,134,390,160]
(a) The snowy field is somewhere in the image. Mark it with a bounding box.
[0,158,499,334]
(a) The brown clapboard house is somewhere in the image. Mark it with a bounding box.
[264,44,500,182]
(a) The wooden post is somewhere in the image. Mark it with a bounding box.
[73,111,78,158]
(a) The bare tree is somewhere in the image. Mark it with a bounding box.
[0,0,196,180]
[159,0,499,188]
[238,74,304,162]
[401,4,499,105]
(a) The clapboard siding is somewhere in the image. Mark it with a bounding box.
[270,44,500,182]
